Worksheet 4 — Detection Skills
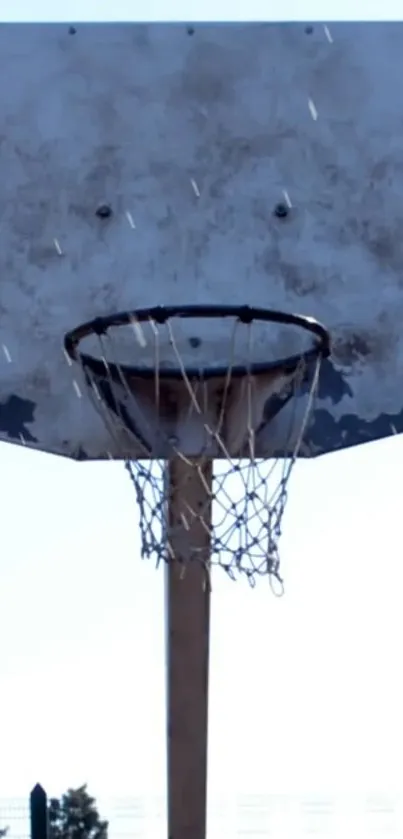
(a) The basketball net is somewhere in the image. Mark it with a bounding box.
[71,313,324,592]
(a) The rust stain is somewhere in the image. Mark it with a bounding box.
[280,262,322,296]
[332,326,395,366]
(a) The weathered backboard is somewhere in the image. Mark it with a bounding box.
[1,22,402,460]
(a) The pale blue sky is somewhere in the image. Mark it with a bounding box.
[1,436,403,819]
[2,1,401,22]
[1,4,403,837]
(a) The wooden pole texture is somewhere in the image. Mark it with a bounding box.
[166,456,212,839]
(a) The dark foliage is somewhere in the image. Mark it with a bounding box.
[48,785,108,839]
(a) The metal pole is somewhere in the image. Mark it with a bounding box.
[165,456,212,839]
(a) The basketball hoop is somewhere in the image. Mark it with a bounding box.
[64,304,330,590]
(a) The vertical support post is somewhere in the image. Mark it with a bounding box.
[30,785,48,839]
[166,457,212,839]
